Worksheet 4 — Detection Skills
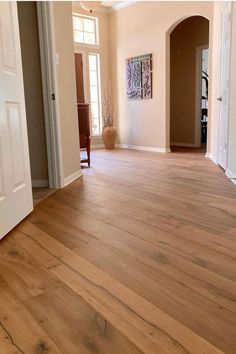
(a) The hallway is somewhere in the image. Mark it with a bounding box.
[1,148,236,353]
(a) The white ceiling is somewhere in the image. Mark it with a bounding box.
[73,1,136,12]
[106,1,136,11]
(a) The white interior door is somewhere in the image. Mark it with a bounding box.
[218,2,232,169]
[0,2,33,240]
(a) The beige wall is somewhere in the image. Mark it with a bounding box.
[170,16,209,145]
[109,1,213,150]
[18,2,48,182]
[52,2,81,180]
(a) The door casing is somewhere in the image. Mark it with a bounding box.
[217,1,232,170]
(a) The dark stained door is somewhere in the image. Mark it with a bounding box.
[75,53,85,103]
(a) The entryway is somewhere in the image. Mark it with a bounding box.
[169,16,210,152]
[18,2,60,205]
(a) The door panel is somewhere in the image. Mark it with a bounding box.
[75,53,85,103]
[218,2,232,169]
[7,102,26,191]
[0,2,17,74]
[0,139,5,202]
[0,2,33,240]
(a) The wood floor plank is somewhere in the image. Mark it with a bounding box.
[0,236,61,302]
[51,262,223,354]
[46,191,236,258]
[68,240,236,353]
[33,198,236,283]
[0,324,23,354]
[11,229,60,269]
[0,276,61,353]
[53,175,236,234]
[19,217,236,316]
[25,206,236,312]
[26,286,143,354]
[1,148,236,353]
[19,218,236,352]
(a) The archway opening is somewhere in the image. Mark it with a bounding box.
[169,16,209,153]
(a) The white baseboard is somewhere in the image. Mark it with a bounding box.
[80,144,104,150]
[225,168,236,179]
[226,168,236,188]
[231,179,236,186]
[170,142,201,147]
[64,170,83,187]
[91,144,104,149]
[117,144,171,153]
[32,179,49,188]
[205,152,218,164]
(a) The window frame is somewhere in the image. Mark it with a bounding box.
[87,53,102,136]
[72,13,99,48]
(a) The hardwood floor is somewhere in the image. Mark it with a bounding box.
[1,148,236,353]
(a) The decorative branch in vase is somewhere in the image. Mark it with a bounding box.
[101,86,117,150]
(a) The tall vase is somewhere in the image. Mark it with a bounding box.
[102,126,117,150]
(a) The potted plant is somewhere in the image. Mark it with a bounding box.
[101,87,117,149]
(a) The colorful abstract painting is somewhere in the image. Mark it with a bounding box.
[126,54,152,100]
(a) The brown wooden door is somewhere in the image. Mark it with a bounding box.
[75,53,85,103]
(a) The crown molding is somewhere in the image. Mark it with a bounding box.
[110,1,137,12]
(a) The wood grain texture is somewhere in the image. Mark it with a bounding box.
[1,148,236,353]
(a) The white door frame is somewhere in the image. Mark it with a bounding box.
[36,2,63,189]
[195,45,209,147]
[216,1,232,170]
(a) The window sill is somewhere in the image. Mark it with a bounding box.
[74,42,100,50]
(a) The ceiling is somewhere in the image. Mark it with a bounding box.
[101,1,126,8]
[73,1,136,12]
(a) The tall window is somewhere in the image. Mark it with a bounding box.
[73,13,102,136]
[88,54,101,136]
[73,14,98,46]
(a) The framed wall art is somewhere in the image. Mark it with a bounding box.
[126,54,152,100]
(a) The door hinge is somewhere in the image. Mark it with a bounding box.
[51,93,56,101]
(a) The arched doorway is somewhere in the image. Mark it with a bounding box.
[169,16,210,152]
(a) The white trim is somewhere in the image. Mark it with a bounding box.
[32,180,49,188]
[81,143,104,149]
[170,142,201,147]
[217,1,232,170]
[117,144,171,153]
[37,3,64,189]
[225,168,236,179]
[64,170,83,187]
[230,179,236,186]
[205,152,218,164]
[110,1,137,11]
[37,3,54,188]
[91,144,104,149]
[88,53,102,136]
